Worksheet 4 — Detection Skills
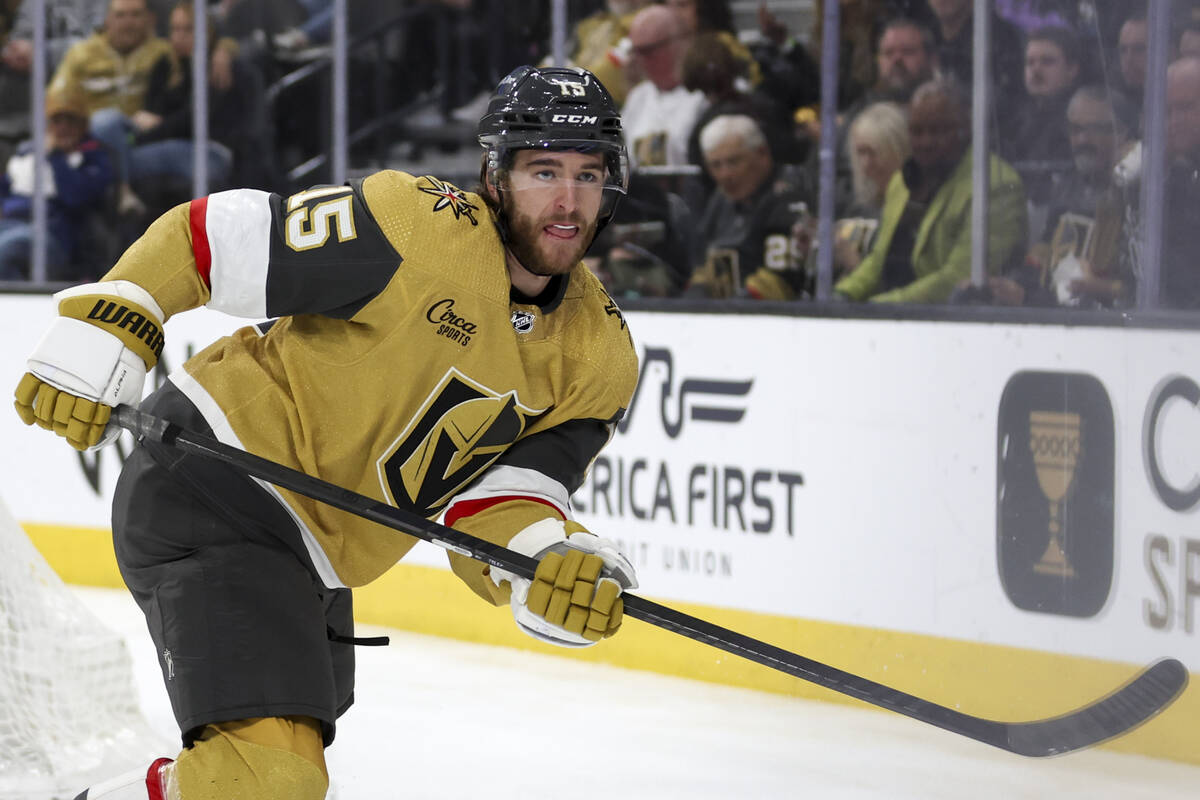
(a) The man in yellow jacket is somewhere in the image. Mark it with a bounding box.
[835,78,1027,304]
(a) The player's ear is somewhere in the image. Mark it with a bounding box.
[478,154,499,203]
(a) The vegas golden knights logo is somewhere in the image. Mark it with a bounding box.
[997,371,1114,617]
[376,369,546,517]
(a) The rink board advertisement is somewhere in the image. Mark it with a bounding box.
[2,294,1197,762]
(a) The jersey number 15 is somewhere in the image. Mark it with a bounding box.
[284,186,359,252]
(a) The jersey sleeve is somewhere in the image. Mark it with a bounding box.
[441,415,621,604]
[102,180,403,320]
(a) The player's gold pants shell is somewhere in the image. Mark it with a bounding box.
[173,716,328,800]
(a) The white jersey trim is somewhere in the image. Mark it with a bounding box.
[167,370,348,589]
[204,189,272,318]
[446,465,572,519]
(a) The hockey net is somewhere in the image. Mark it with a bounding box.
[0,495,171,800]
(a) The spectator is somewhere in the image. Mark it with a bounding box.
[0,85,113,281]
[814,17,938,218]
[0,0,108,151]
[835,79,1026,303]
[926,0,1024,127]
[621,3,707,167]
[50,0,236,215]
[683,31,800,180]
[835,101,909,276]
[665,0,759,87]
[999,25,1083,205]
[687,114,814,300]
[846,102,909,216]
[49,0,174,216]
[1160,57,1200,308]
[1041,83,1138,307]
[565,0,654,107]
[751,0,820,116]
[588,174,692,298]
[866,17,941,107]
[983,84,1138,308]
[806,0,936,110]
[123,1,253,209]
[1116,12,1147,118]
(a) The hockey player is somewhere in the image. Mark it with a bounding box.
[13,65,639,800]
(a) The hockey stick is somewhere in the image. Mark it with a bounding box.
[109,404,1188,757]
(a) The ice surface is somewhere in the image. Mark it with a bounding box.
[76,587,1200,800]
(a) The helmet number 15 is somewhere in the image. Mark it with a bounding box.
[551,79,587,97]
[284,186,359,252]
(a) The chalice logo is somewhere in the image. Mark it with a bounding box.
[997,371,1114,617]
[1028,410,1081,577]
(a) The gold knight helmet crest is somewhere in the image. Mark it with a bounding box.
[376,369,546,515]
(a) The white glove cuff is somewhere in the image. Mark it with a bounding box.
[491,518,598,648]
[488,517,569,594]
[565,531,638,591]
[28,317,132,400]
[55,279,166,321]
[511,606,596,648]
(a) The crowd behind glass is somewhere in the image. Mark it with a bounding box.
[0,0,1195,312]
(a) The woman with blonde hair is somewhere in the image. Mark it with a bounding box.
[836,101,910,274]
[846,101,910,214]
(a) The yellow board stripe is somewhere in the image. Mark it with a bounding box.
[24,522,1198,765]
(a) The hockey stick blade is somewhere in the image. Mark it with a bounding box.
[109,405,1189,757]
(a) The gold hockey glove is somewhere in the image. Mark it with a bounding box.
[491,518,637,648]
[14,280,164,450]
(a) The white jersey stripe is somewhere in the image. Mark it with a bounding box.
[204,189,273,318]
[167,370,349,589]
[446,465,572,519]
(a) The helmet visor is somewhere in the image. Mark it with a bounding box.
[490,141,628,224]
[486,138,628,193]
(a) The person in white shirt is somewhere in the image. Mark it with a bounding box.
[620,4,707,167]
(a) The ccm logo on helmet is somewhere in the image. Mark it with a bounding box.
[551,114,598,124]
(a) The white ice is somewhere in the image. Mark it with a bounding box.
[79,587,1199,800]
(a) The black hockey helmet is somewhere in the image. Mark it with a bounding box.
[478,65,629,232]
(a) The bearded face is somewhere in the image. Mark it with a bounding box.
[504,200,598,277]
[495,149,607,278]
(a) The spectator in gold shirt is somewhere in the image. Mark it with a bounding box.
[50,0,234,216]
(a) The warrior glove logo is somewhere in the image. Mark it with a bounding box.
[377,369,546,517]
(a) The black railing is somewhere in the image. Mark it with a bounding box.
[264,3,503,188]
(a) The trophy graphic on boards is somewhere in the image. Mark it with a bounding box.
[1028,410,1080,577]
[997,371,1113,617]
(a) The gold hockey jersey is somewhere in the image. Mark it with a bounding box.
[103,170,639,591]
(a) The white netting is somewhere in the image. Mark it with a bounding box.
[0,496,171,800]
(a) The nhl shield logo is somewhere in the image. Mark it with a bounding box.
[511,310,536,334]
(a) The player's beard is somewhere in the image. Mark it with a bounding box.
[505,204,597,277]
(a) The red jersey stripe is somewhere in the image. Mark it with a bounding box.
[189,196,212,288]
[444,495,565,528]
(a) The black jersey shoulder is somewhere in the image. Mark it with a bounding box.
[263,180,403,319]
